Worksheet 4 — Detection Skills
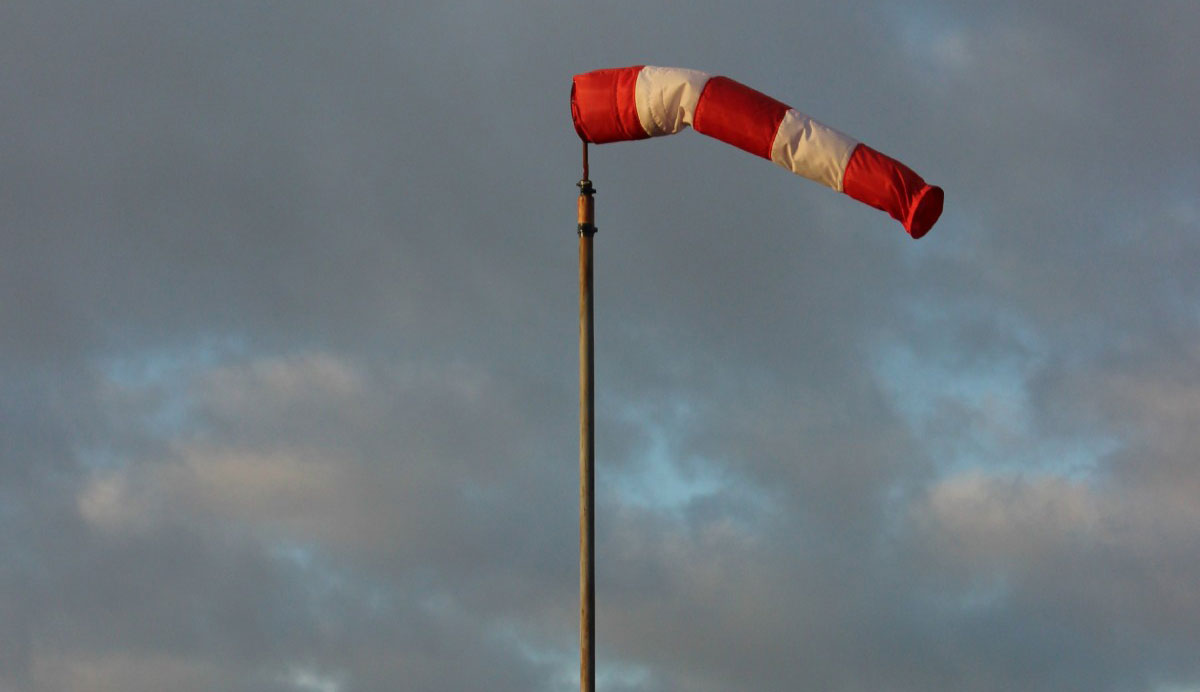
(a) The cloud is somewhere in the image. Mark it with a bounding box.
[2,1,1199,691]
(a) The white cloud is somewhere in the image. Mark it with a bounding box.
[77,443,346,540]
[77,472,141,532]
[919,470,1100,561]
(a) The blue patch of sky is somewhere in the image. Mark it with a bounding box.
[601,400,778,536]
[75,336,248,474]
[271,540,356,605]
[489,623,577,691]
[99,334,246,389]
[270,540,400,625]
[93,334,247,441]
[600,390,787,525]
[868,308,1115,481]
[606,424,723,514]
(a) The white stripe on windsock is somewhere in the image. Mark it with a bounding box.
[634,66,711,136]
[769,109,858,191]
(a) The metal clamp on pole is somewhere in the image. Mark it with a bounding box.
[578,141,596,236]
[577,179,596,236]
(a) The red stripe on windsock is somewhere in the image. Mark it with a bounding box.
[692,76,790,160]
[571,66,648,144]
[842,144,944,238]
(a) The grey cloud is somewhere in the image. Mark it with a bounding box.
[3,1,1199,691]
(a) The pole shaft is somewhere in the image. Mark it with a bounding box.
[578,170,596,692]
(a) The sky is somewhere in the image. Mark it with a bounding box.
[2,1,1199,691]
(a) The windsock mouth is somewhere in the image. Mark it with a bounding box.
[905,184,944,239]
[570,79,589,141]
[570,66,650,144]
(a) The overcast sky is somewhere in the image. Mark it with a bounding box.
[3,2,1199,691]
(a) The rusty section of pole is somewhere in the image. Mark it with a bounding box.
[577,143,596,692]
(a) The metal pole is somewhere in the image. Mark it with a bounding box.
[577,142,596,692]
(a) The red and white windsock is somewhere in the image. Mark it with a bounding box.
[571,65,943,238]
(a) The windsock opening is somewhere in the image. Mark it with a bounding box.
[571,65,943,237]
[570,66,648,144]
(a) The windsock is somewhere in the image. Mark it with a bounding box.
[571,66,943,238]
